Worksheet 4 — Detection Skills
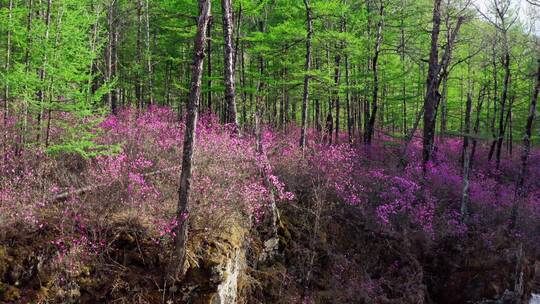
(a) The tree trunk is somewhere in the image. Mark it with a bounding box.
[364,0,384,145]
[45,3,64,148]
[461,92,473,216]
[440,74,448,138]
[334,47,341,143]
[136,0,143,108]
[145,0,153,105]
[299,0,312,149]
[511,58,540,228]
[222,0,238,130]
[36,0,53,143]
[488,38,499,161]
[106,0,118,113]
[206,17,212,112]
[345,54,352,143]
[3,0,13,154]
[496,48,511,169]
[169,0,211,282]
[19,0,34,151]
[4,0,13,115]
[470,87,486,170]
[422,0,442,167]
[422,2,463,168]
[240,41,247,125]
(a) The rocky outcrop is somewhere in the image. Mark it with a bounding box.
[180,224,248,304]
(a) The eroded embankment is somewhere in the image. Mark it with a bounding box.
[1,203,539,303]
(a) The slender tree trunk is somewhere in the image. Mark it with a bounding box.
[113,8,120,110]
[345,54,352,143]
[222,0,239,130]
[440,74,448,138]
[280,70,285,129]
[511,58,540,228]
[87,1,101,107]
[165,60,172,106]
[136,0,143,108]
[470,87,486,169]
[206,17,212,112]
[439,5,452,140]
[364,0,384,145]
[45,4,64,148]
[36,0,53,143]
[232,4,242,70]
[508,106,513,155]
[496,46,511,169]
[299,0,312,149]
[461,92,473,216]
[106,0,116,113]
[315,60,321,134]
[3,0,13,155]
[19,0,34,151]
[145,0,153,105]
[334,53,341,143]
[4,0,13,116]
[240,41,247,125]
[399,7,407,136]
[488,39,499,161]
[169,0,211,282]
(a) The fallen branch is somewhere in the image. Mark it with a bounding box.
[50,165,181,202]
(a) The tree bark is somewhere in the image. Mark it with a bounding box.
[470,87,486,169]
[36,0,53,143]
[136,0,143,108]
[495,47,511,169]
[299,0,312,149]
[169,0,211,282]
[461,92,473,216]
[222,0,239,130]
[364,0,384,145]
[3,0,13,153]
[206,17,212,112]
[3,0,13,120]
[19,0,34,151]
[422,0,442,167]
[106,0,118,114]
[145,0,153,105]
[334,53,341,143]
[488,37,499,161]
[511,58,540,228]
[240,40,247,124]
[345,54,352,143]
[422,1,463,168]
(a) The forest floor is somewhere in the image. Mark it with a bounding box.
[1,107,540,303]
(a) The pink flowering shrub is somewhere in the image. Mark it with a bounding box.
[0,107,293,263]
[262,126,540,245]
[2,104,540,302]
[308,143,364,205]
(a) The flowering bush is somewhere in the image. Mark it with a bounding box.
[0,107,293,260]
[263,126,540,243]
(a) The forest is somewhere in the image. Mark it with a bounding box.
[1,0,540,303]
